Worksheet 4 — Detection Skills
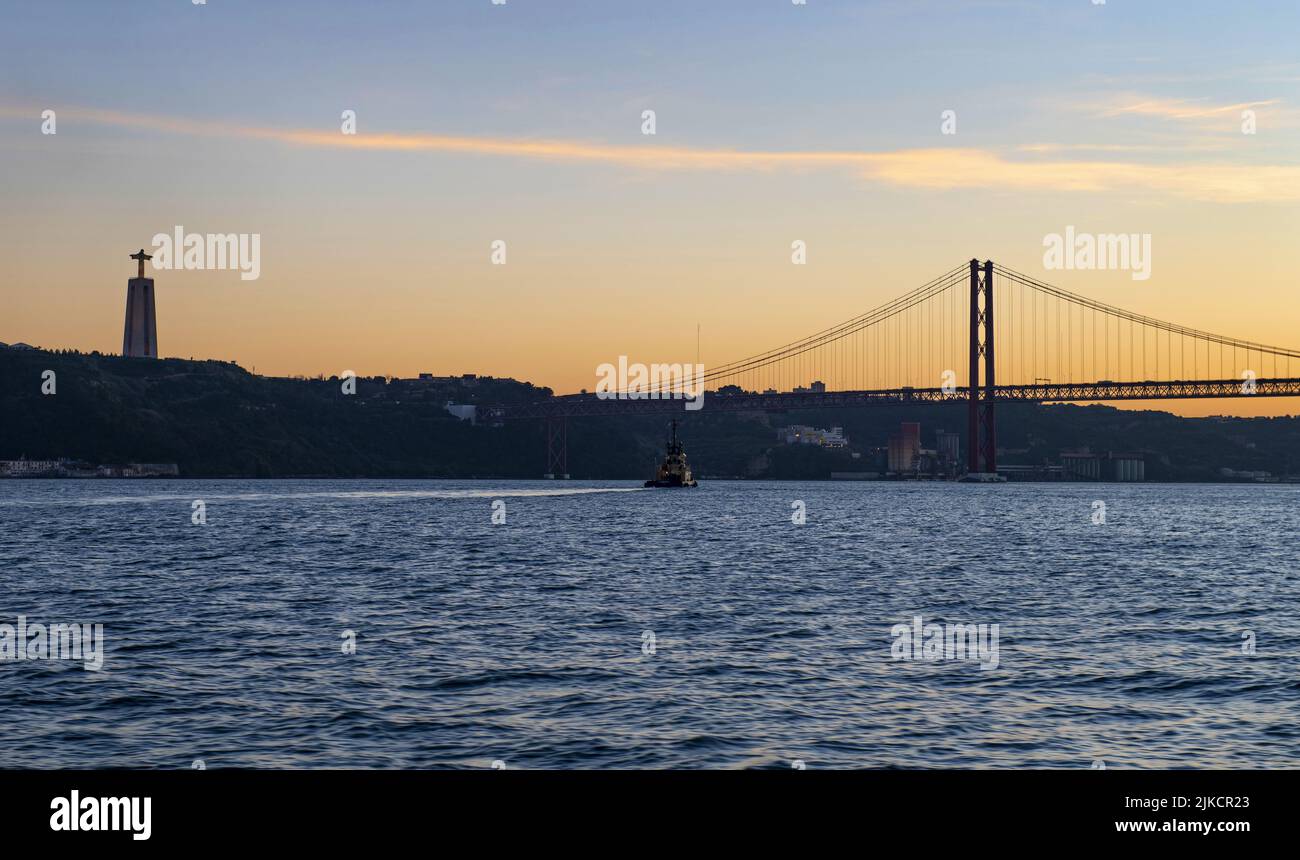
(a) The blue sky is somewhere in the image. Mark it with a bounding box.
[8,0,1298,151]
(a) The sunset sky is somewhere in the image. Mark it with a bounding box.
[2,0,1298,416]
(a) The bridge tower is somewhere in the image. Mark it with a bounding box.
[967,259,996,475]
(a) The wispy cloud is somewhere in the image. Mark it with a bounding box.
[3,105,1298,203]
[1077,91,1299,133]
[1016,142,1231,154]
[1102,96,1278,121]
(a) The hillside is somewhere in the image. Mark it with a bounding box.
[2,348,1299,480]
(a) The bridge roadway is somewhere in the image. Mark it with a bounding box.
[484,377,1300,420]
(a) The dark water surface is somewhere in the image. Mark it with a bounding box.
[2,479,1298,769]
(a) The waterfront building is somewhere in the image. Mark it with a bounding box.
[778,425,848,448]
[887,422,922,473]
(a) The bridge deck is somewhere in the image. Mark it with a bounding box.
[486,378,1300,420]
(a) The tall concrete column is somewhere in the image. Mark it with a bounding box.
[123,249,158,358]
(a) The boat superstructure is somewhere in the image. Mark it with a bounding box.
[644,420,698,488]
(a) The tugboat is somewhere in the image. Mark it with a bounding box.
[644,420,699,488]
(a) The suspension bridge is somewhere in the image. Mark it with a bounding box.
[486,260,1300,476]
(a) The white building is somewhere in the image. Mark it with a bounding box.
[445,402,477,424]
[778,425,848,448]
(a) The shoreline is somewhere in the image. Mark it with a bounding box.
[2,475,1297,486]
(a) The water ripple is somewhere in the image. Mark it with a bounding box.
[1,478,1298,769]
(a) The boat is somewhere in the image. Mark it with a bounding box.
[644,420,699,488]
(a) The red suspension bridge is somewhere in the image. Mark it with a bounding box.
[488,260,1300,476]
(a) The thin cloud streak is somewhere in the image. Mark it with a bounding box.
[1080,92,1300,132]
[1104,96,1278,120]
[3,105,1299,203]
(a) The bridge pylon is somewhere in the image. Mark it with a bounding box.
[544,416,568,479]
[968,259,996,476]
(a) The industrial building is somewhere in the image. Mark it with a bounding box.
[1061,451,1146,482]
[887,422,921,473]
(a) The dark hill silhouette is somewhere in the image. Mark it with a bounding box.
[1,348,1297,480]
